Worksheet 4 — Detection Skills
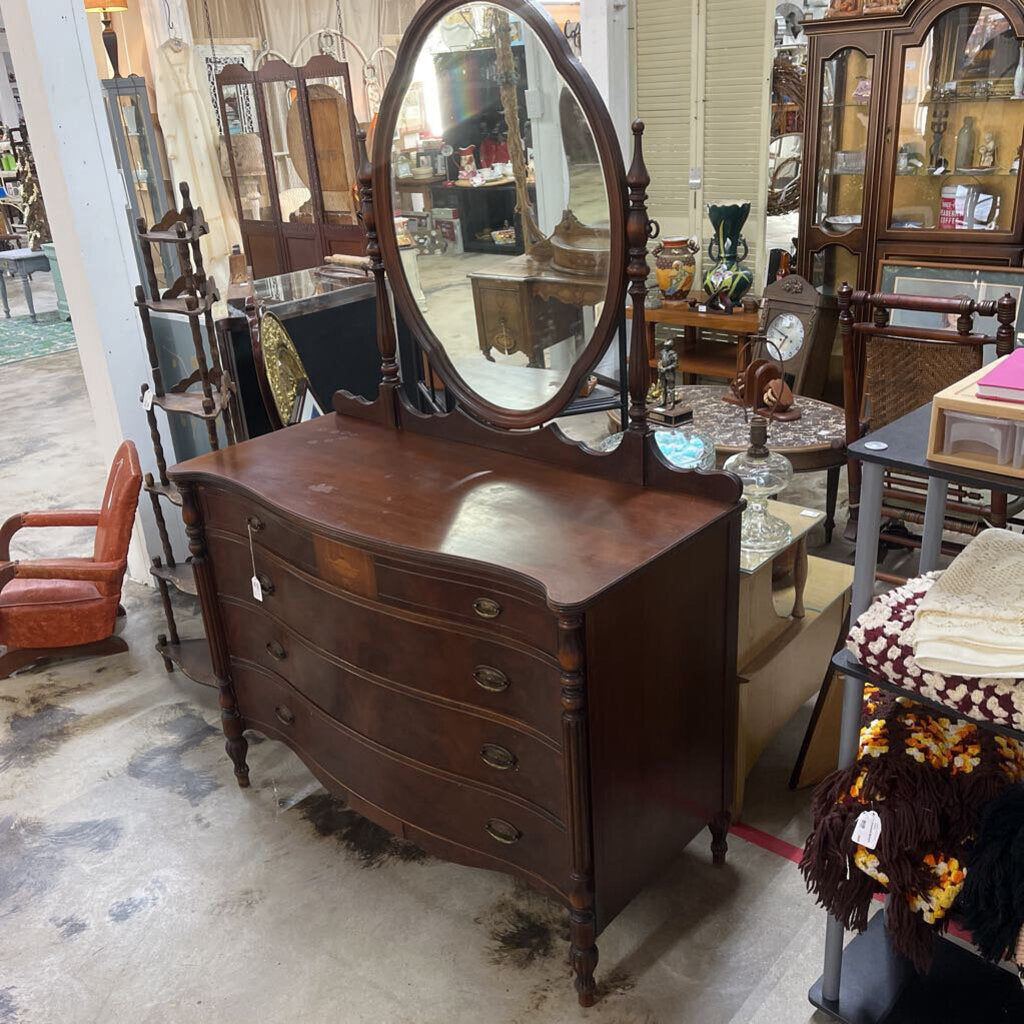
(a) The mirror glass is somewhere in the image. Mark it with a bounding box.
[389,2,611,412]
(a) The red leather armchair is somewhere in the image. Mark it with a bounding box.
[0,440,142,679]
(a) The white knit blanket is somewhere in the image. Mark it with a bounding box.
[907,528,1024,678]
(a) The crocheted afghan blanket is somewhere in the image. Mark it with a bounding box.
[847,575,1024,734]
[801,686,1024,970]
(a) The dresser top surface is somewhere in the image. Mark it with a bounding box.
[170,415,735,609]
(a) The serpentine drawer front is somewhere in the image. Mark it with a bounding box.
[231,660,571,890]
[170,411,740,1009]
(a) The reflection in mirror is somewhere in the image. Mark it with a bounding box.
[390,2,610,412]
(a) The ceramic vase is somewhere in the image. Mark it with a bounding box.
[653,237,699,303]
[702,203,754,304]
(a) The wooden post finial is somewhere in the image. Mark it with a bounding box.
[625,120,656,434]
[996,291,1017,358]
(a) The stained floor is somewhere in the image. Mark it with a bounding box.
[1,348,854,1024]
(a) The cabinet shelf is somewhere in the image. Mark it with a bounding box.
[143,478,183,507]
[155,637,216,689]
[150,559,197,597]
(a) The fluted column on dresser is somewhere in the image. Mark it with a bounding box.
[559,613,598,1007]
[180,481,250,787]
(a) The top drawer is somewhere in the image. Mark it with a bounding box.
[200,486,556,655]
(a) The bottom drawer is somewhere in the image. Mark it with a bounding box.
[232,661,570,892]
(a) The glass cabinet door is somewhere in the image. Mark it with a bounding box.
[889,5,1023,235]
[814,47,876,234]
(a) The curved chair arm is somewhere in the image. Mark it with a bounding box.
[1,510,102,559]
[15,559,125,584]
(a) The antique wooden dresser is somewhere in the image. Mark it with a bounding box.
[170,0,744,1005]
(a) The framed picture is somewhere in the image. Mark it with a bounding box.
[289,380,324,426]
[876,259,1024,344]
[193,41,258,135]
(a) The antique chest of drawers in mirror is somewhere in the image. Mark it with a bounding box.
[170,0,744,1006]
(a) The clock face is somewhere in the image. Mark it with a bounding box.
[765,312,806,362]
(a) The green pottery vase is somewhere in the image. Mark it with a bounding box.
[702,202,754,305]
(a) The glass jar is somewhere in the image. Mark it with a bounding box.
[723,416,794,552]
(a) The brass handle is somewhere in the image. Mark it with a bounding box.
[247,515,264,532]
[473,666,509,693]
[256,572,274,596]
[274,704,295,726]
[485,818,521,845]
[473,597,502,620]
[266,640,286,661]
[481,744,517,772]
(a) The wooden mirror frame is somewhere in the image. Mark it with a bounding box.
[371,0,628,431]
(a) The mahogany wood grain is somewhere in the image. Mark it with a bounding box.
[174,415,736,611]
[212,540,564,739]
[223,612,565,818]
[233,659,571,887]
[585,514,740,928]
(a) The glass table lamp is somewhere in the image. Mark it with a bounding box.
[723,416,794,552]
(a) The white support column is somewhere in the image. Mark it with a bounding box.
[3,0,156,581]
[580,0,631,158]
[0,28,20,126]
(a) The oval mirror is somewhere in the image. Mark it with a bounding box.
[373,0,625,429]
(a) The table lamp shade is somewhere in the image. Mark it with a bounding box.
[85,1,129,10]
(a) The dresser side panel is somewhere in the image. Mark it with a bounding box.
[586,513,740,930]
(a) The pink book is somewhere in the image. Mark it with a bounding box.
[977,349,1024,403]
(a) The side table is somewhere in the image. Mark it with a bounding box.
[627,302,761,383]
[0,246,50,321]
[810,401,1024,1023]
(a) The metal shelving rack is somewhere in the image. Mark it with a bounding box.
[134,182,238,689]
[811,402,1024,1023]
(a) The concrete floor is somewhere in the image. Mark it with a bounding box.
[0,343,865,1024]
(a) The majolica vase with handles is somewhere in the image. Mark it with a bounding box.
[653,236,699,303]
[703,202,754,304]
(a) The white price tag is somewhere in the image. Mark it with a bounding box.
[251,574,263,602]
[852,810,882,850]
[800,508,821,518]
[143,390,154,411]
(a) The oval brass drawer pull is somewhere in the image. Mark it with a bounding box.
[247,515,265,533]
[485,818,521,845]
[256,572,274,596]
[266,640,287,661]
[473,597,502,620]
[274,704,295,726]
[481,744,517,772]
[473,666,509,693]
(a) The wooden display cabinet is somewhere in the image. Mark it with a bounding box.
[799,0,1024,296]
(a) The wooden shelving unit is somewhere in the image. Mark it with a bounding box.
[134,182,238,689]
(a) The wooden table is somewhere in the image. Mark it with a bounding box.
[627,302,762,382]
[0,246,50,321]
[610,384,848,541]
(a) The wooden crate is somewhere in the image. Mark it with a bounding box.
[928,356,1024,479]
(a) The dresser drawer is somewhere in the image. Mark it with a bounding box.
[202,488,319,577]
[233,661,570,891]
[222,601,564,819]
[375,559,556,653]
[211,540,563,740]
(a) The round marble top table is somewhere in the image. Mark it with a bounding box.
[609,384,847,540]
